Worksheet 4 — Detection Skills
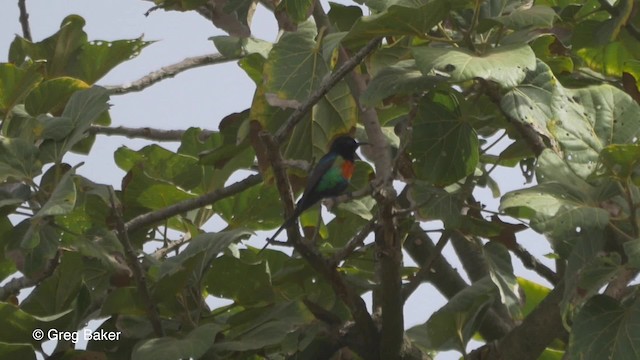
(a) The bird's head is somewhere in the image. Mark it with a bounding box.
[330,135,366,161]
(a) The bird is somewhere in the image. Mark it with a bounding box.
[260,135,365,253]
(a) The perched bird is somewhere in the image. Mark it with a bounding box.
[260,135,365,252]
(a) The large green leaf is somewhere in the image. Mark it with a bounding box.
[9,15,151,84]
[492,5,558,30]
[9,15,87,77]
[0,63,43,116]
[599,144,640,181]
[407,181,463,227]
[341,0,454,48]
[132,323,223,360]
[213,184,282,230]
[568,295,640,360]
[25,77,89,116]
[500,179,610,256]
[0,138,41,182]
[501,60,640,179]
[413,44,536,88]
[263,21,325,108]
[0,302,71,346]
[33,163,79,219]
[562,233,620,316]
[410,95,479,185]
[0,183,30,215]
[572,0,638,78]
[361,60,441,107]
[0,343,35,360]
[407,277,496,353]
[483,242,521,318]
[20,252,83,317]
[276,0,314,24]
[210,36,271,58]
[179,127,254,192]
[205,255,275,305]
[259,20,357,160]
[115,145,202,192]
[156,229,252,281]
[39,86,110,163]
[121,166,197,218]
[73,37,152,84]
[212,301,314,352]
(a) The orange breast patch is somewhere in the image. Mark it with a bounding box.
[341,161,355,180]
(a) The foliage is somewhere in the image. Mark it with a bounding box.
[1,0,640,359]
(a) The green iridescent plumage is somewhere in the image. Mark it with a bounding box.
[259,136,364,253]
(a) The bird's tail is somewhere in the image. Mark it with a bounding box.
[257,210,300,255]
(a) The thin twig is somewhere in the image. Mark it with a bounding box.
[332,218,377,263]
[17,0,32,41]
[152,235,191,260]
[273,37,382,144]
[109,188,164,337]
[511,244,558,285]
[89,125,214,142]
[106,53,239,95]
[125,173,262,233]
[402,230,451,302]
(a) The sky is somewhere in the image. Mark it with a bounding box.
[0,1,555,359]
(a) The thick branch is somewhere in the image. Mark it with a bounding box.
[402,230,451,302]
[89,125,213,142]
[17,0,32,41]
[106,53,238,95]
[0,251,60,301]
[403,227,513,341]
[0,276,36,301]
[109,189,164,337]
[260,132,380,360]
[340,40,401,358]
[470,282,567,360]
[512,244,559,285]
[125,173,262,232]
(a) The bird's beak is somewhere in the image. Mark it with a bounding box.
[354,142,368,161]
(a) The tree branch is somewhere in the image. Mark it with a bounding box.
[339,39,402,358]
[332,218,377,264]
[470,281,567,360]
[124,173,262,233]
[402,230,451,302]
[512,244,559,285]
[403,228,513,341]
[0,251,60,301]
[109,188,164,337]
[259,132,380,360]
[105,53,239,95]
[17,0,32,41]
[152,235,191,260]
[89,125,214,142]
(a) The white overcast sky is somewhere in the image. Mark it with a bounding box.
[0,1,554,359]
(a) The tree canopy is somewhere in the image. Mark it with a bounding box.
[1,0,640,359]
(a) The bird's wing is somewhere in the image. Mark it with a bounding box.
[296,153,336,209]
